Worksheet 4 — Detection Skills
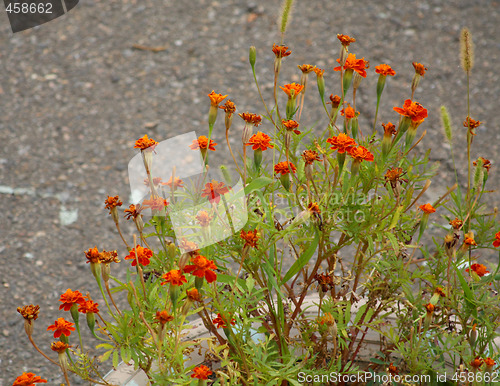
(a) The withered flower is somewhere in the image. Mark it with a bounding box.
[302,150,321,165]
[155,310,174,325]
[186,288,201,302]
[449,217,463,230]
[240,229,259,248]
[272,44,292,58]
[329,94,341,108]
[337,34,356,47]
[412,62,428,76]
[473,157,491,172]
[239,112,262,126]
[298,64,316,73]
[124,204,143,220]
[51,341,70,354]
[195,210,213,227]
[314,272,334,293]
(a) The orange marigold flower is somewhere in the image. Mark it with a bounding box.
[313,67,325,77]
[348,145,374,162]
[280,83,304,98]
[246,132,274,151]
[298,64,316,73]
[78,299,99,314]
[191,364,213,380]
[124,204,142,220]
[464,232,477,246]
[195,210,213,227]
[424,303,435,313]
[493,231,500,248]
[58,289,85,311]
[13,372,47,386]
[189,135,217,151]
[393,99,428,123]
[382,122,397,136]
[155,310,174,325]
[104,195,122,213]
[274,161,297,175]
[334,53,367,78]
[134,134,158,150]
[282,119,301,135]
[51,341,70,354]
[239,112,262,126]
[341,104,357,120]
[161,269,187,286]
[183,255,217,283]
[219,99,236,113]
[375,64,396,76]
[208,91,227,107]
[484,357,496,368]
[470,356,484,369]
[337,34,356,47]
[201,180,230,204]
[419,203,436,214]
[302,150,321,165]
[212,313,236,329]
[47,317,75,338]
[124,245,153,267]
[17,305,40,321]
[307,202,321,214]
[318,312,335,326]
[327,133,356,154]
[388,363,399,376]
[142,197,169,211]
[329,94,341,108]
[186,288,201,302]
[240,229,259,248]
[272,44,291,58]
[162,176,184,189]
[466,263,489,277]
[473,157,491,172]
[84,247,101,264]
[412,62,428,76]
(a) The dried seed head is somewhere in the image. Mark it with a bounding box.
[460,27,474,72]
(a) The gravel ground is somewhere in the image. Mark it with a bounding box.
[1,0,499,384]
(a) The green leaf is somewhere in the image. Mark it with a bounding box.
[244,177,274,195]
[99,349,113,363]
[453,264,477,318]
[353,304,368,326]
[121,346,132,364]
[385,232,399,254]
[369,357,387,365]
[112,349,119,368]
[281,229,319,284]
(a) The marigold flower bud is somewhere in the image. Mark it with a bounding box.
[249,46,257,69]
[342,69,353,96]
